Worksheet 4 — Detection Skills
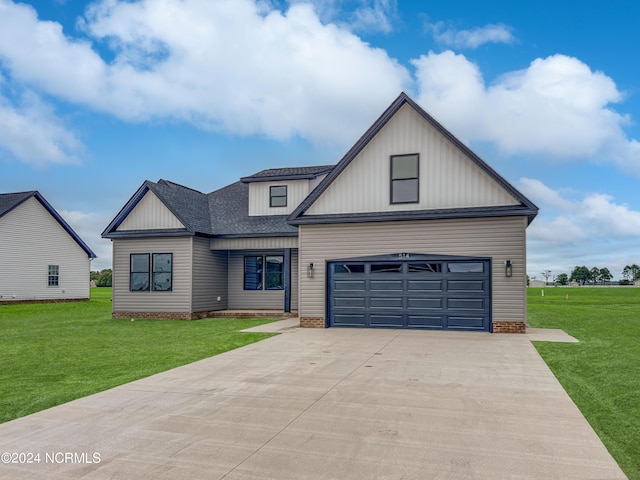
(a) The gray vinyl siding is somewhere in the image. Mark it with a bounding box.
[112,237,192,313]
[0,197,90,301]
[298,216,527,324]
[228,249,298,310]
[210,236,297,250]
[191,237,228,311]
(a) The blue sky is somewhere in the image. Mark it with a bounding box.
[1,0,639,280]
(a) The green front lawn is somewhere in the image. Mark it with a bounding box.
[529,287,640,479]
[0,289,278,424]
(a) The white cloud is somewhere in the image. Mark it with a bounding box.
[427,22,515,49]
[521,178,640,239]
[519,178,640,277]
[518,177,574,211]
[413,51,640,175]
[0,89,83,166]
[581,193,640,236]
[0,0,409,147]
[59,209,112,269]
[350,0,397,34]
[288,0,397,34]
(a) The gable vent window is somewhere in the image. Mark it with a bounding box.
[270,185,287,207]
[390,154,419,204]
[48,265,59,287]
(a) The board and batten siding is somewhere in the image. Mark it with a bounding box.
[116,191,185,231]
[298,216,527,324]
[306,104,519,216]
[0,197,91,301]
[192,237,228,311]
[248,180,311,216]
[112,237,192,313]
[228,249,299,310]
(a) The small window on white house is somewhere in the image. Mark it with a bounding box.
[390,154,419,204]
[270,185,287,207]
[48,265,59,287]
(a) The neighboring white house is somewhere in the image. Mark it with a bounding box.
[0,191,97,302]
[103,93,538,332]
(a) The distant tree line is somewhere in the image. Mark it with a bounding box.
[90,269,112,287]
[567,266,613,286]
[530,265,640,287]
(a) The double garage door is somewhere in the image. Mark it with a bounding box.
[327,255,491,331]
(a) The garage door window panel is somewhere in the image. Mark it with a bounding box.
[370,263,403,273]
[448,262,484,273]
[408,263,442,273]
[334,264,365,274]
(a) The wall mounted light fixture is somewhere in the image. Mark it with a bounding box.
[505,260,513,277]
[307,262,315,278]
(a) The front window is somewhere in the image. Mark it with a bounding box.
[130,254,150,291]
[265,256,284,290]
[270,185,287,207]
[244,256,263,290]
[244,255,284,290]
[152,253,173,291]
[48,265,59,287]
[391,154,419,204]
[130,253,173,292]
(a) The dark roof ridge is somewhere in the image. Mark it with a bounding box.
[157,179,204,194]
[240,165,334,183]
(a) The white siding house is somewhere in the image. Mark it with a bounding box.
[0,192,96,302]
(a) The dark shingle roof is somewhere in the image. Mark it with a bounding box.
[149,180,212,233]
[240,165,334,183]
[103,166,330,238]
[0,191,35,218]
[0,191,97,259]
[207,181,297,236]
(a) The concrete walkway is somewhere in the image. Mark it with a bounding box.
[0,326,626,479]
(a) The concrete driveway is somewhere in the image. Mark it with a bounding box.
[0,323,626,479]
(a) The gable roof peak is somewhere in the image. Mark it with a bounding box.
[288,91,538,225]
[0,190,96,259]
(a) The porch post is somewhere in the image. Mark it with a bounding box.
[283,248,291,313]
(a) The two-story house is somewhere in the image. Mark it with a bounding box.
[102,93,538,332]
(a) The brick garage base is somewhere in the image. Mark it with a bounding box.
[113,311,196,320]
[0,298,89,305]
[300,317,326,328]
[492,321,526,334]
[113,311,298,321]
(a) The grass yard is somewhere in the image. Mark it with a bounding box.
[528,287,640,480]
[0,288,278,424]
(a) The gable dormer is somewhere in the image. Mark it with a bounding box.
[241,166,333,216]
